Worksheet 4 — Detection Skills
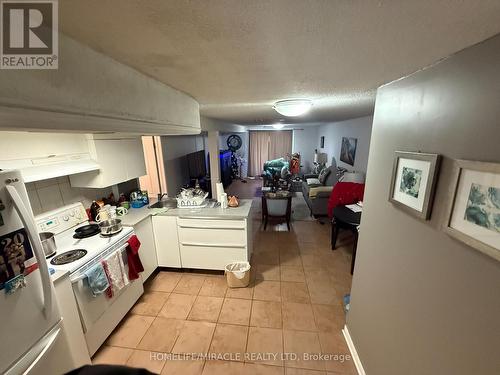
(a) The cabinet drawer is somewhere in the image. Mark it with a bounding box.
[178,226,246,247]
[177,218,246,229]
[179,244,248,270]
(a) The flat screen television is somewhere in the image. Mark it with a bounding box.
[186,150,207,179]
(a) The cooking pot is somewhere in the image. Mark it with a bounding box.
[98,218,122,236]
[39,232,57,258]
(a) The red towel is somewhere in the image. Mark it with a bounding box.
[101,260,113,299]
[127,235,144,281]
[327,182,365,218]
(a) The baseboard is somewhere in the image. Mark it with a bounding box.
[342,324,366,375]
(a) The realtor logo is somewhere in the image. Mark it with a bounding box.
[1,0,58,69]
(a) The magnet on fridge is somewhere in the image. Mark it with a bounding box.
[4,274,26,294]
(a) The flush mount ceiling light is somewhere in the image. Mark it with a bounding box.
[272,123,285,130]
[273,99,313,117]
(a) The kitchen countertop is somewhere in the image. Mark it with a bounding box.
[160,199,253,219]
[120,198,254,226]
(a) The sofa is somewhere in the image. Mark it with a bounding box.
[302,163,339,217]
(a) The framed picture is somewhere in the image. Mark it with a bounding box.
[320,136,325,148]
[444,160,500,261]
[389,151,440,220]
[340,137,357,166]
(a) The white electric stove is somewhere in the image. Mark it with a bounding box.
[34,202,143,357]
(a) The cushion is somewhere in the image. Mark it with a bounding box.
[306,178,321,186]
[308,185,334,198]
[318,168,331,185]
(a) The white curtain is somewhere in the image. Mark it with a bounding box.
[248,130,293,176]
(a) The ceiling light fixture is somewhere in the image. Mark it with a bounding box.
[273,99,313,117]
[272,123,285,130]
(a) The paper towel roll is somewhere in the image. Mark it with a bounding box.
[216,182,224,202]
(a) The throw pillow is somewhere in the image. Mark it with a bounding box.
[318,168,331,185]
[306,178,321,186]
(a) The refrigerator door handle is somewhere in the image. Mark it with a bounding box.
[6,184,52,318]
[4,321,62,375]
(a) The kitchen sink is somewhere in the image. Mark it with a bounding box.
[148,199,177,209]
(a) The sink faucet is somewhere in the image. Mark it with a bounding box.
[157,192,168,201]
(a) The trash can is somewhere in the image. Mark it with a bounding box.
[225,261,251,288]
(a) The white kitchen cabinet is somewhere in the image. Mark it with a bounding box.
[153,216,181,268]
[70,136,146,188]
[133,217,158,282]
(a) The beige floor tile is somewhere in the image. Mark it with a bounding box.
[245,362,285,375]
[318,332,357,374]
[279,251,303,267]
[253,281,281,302]
[131,291,170,316]
[106,314,154,348]
[219,298,252,325]
[172,320,216,354]
[226,283,254,299]
[311,304,345,334]
[282,302,317,332]
[307,280,342,306]
[283,330,324,371]
[199,277,228,298]
[255,264,281,281]
[209,323,249,360]
[246,327,284,366]
[127,349,165,374]
[92,345,133,365]
[252,251,280,265]
[285,368,326,375]
[159,293,197,320]
[173,274,206,295]
[138,317,184,352]
[281,282,310,304]
[250,300,282,329]
[300,254,324,268]
[280,266,306,283]
[188,296,224,322]
[148,272,182,293]
[162,359,205,375]
[202,360,245,374]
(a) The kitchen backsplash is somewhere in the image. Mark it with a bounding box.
[26,176,113,216]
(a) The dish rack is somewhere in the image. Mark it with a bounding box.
[176,196,207,209]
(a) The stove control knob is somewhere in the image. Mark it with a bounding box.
[63,215,69,221]
[70,211,75,217]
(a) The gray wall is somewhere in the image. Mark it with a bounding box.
[348,35,500,375]
[292,127,318,173]
[317,116,373,173]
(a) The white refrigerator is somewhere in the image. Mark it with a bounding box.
[0,170,76,375]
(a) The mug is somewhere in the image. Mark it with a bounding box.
[120,201,130,209]
[116,207,128,216]
[96,205,115,222]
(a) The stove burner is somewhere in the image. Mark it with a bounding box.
[100,228,123,237]
[50,249,87,265]
[73,224,100,239]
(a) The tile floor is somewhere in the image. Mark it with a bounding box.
[93,220,357,374]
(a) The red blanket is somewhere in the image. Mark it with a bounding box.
[127,235,144,281]
[328,182,365,218]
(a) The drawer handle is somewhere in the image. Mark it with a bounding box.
[181,242,246,249]
[179,225,244,230]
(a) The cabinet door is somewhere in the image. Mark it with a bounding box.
[93,139,126,186]
[153,216,181,267]
[123,138,147,180]
[133,217,158,282]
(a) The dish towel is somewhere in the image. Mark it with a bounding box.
[100,260,113,299]
[118,249,130,286]
[84,263,110,297]
[127,235,144,281]
[104,251,126,294]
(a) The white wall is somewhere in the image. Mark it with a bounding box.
[160,135,206,196]
[317,116,373,173]
[219,132,249,178]
[292,127,318,173]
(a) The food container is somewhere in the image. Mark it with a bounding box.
[39,232,57,258]
[98,218,122,236]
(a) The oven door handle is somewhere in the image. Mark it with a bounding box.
[71,243,129,284]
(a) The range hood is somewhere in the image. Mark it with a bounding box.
[0,153,100,183]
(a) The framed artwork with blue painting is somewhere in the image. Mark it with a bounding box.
[445,160,500,262]
[389,151,441,220]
